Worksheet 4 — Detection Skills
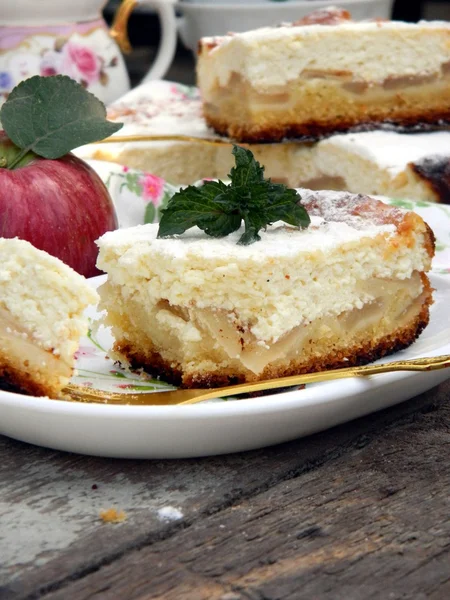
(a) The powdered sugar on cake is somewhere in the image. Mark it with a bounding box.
[97,187,434,383]
[299,189,406,228]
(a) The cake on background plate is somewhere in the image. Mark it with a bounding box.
[96,190,435,388]
[0,238,99,398]
[78,81,450,204]
[294,130,450,203]
[197,9,450,142]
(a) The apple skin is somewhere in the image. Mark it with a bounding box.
[0,131,118,278]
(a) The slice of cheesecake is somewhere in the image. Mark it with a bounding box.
[96,190,435,388]
[197,8,450,142]
[0,238,99,398]
[294,130,450,203]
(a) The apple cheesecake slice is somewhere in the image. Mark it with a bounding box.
[96,190,435,388]
[0,238,99,398]
[197,8,450,142]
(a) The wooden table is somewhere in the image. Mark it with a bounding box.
[1,378,448,600]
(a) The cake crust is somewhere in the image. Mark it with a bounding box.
[203,109,450,144]
[0,361,57,398]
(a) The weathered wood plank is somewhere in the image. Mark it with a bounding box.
[0,380,448,600]
[37,390,450,600]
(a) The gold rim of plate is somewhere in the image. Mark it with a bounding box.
[93,134,234,147]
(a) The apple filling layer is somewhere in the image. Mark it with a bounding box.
[102,272,427,384]
[203,71,450,140]
[208,66,450,106]
[0,309,72,397]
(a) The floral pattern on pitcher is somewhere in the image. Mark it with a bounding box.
[0,22,129,105]
[39,38,116,88]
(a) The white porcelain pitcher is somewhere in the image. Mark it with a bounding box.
[0,0,177,106]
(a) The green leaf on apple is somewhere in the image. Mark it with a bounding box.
[0,75,123,165]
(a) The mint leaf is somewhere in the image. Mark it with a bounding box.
[263,183,310,228]
[157,145,310,245]
[158,182,241,238]
[229,145,265,187]
[0,75,122,160]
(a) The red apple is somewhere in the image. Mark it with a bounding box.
[0,130,118,278]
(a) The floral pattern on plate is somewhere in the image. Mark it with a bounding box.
[72,319,176,394]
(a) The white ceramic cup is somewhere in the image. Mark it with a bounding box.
[174,0,395,51]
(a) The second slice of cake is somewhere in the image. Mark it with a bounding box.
[0,238,99,398]
[197,9,450,142]
[96,190,434,388]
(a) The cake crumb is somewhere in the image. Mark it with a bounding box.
[99,508,127,524]
[157,506,184,522]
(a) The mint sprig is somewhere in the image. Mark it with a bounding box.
[0,75,123,168]
[157,146,310,245]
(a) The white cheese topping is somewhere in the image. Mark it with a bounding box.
[0,238,98,361]
[199,20,450,91]
[98,216,393,259]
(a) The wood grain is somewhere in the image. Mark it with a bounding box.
[0,380,448,600]
[42,391,450,600]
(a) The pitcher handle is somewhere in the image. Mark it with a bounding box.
[110,0,177,82]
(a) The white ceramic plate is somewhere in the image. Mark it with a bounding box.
[1,200,450,458]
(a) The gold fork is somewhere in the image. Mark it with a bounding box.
[63,355,450,406]
[93,134,233,147]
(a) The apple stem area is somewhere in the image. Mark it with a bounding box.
[7,147,31,170]
[0,134,38,171]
